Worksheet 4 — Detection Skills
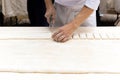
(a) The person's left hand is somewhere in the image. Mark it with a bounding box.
[45,6,56,24]
[52,23,78,42]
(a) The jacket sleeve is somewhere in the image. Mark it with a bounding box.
[85,0,100,10]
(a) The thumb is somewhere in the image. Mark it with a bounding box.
[45,12,51,23]
[51,13,56,24]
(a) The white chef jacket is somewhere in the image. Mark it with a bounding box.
[55,0,100,10]
[54,0,100,26]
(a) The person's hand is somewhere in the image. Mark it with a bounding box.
[45,5,56,24]
[52,23,78,42]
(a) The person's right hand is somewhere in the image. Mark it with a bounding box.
[45,5,56,24]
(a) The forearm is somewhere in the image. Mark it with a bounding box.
[44,0,53,9]
[71,6,94,28]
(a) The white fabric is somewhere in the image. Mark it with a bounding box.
[55,3,96,27]
[54,0,100,27]
[1,73,120,80]
[0,27,120,73]
[2,0,28,17]
[55,0,100,10]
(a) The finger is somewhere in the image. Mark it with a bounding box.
[45,13,51,23]
[57,35,66,42]
[53,32,64,41]
[61,37,69,42]
[52,29,62,38]
[51,13,56,24]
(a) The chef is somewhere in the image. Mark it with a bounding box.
[45,0,100,42]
